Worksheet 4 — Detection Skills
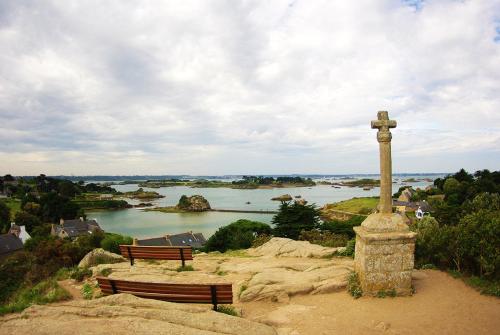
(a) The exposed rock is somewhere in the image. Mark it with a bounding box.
[295,199,307,205]
[178,195,211,212]
[248,237,341,258]
[78,248,126,268]
[0,294,276,335]
[271,194,292,201]
[263,305,316,327]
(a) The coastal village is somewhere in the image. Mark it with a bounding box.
[1,112,499,334]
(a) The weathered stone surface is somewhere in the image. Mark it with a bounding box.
[178,195,211,212]
[78,248,126,268]
[0,294,276,335]
[248,238,341,258]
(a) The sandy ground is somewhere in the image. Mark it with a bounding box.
[240,270,500,335]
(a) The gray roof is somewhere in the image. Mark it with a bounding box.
[137,232,207,248]
[0,234,23,255]
[56,219,101,238]
[137,237,169,246]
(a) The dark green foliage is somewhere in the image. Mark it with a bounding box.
[39,192,81,223]
[320,215,364,238]
[251,234,272,248]
[14,211,41,234]
[0,201,10,233]
[74,199,129,209]
[272,202,320,239]
[205,219,272,252]
[100,233,133,254]
[98,268,112,277]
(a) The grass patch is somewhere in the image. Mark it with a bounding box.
[81,283,94,300]
[324,197,378,214]
[465,277,500,297]
[176,265,194,272]
[420,263,437,270]
[347,272,362,299]
[0,279,71,315]
[216,305,238,316]
[239,284,248,298]
[98,268,112,277]
[376,289,396,298]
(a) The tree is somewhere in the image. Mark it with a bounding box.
[14,211,42,233]
[272,201,320,240]
[0,201,10,233]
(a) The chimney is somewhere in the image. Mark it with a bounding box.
[132,238,139,246]
[11,222,15,227]
[79,217,84,222]
[60,218,64,225]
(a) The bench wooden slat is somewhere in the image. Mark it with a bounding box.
[96,277,233,309]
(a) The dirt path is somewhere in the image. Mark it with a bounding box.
[57,280,82,300]
[241,270,500,335]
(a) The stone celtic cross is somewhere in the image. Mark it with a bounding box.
[371,111,397,214]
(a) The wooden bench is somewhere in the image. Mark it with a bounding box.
[96,277,232,310]
[119,245,193,267]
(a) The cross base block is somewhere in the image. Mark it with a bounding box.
[354,223,416,296]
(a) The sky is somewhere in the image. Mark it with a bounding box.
[0,0,499,176]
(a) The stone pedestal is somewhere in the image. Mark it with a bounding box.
[354,213,416,296]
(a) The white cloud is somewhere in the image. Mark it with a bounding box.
[0,0,499,175]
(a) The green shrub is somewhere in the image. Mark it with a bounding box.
[100,233,133,254]
[205,219,271,252]
[347,272,362,298]
[81,283,94,300]
[336,239,355,258]
[70,267,92,282]
[216,305,238,316]
[321,216,364,238]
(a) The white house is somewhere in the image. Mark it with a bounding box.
[8,223,31,244]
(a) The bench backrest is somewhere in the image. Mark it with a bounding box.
[119,245,193,261]
[96,277,232,309]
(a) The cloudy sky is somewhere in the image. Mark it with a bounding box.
[0,0,499,176]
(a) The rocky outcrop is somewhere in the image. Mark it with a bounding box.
[0,294,276,335]
[271,194,292,201]
[78,248,126,268]
[178,195,211,212]
[248,237,344,258]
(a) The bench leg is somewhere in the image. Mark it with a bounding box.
[210,285,218,311]
[130,257,134,266]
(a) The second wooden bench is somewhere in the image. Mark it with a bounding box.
[119,245,193,267]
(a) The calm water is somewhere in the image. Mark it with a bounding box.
[87,176,437,239]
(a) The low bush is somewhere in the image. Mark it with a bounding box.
[320,216,364,238]
[347,272,362,299]
[336,239,356,258]
[81,283,94,300]
[205,220,271,252]
[70,267,92,282]
[100,233,133,254]
[98,268,112,277]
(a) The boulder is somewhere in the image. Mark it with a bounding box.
[271,194,292,201]
[78,248,126,268]
[0,294,276,335]
[177,195,211,212]
[248,237,341,258]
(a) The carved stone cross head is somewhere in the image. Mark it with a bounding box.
[371,111,397,143]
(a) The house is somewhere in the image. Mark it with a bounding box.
[51,217,102,239]
[0,233,23,260]
[8,223,31,244]
[393,200,433,216]
[397,188,415,202]
[136,231,207,248]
